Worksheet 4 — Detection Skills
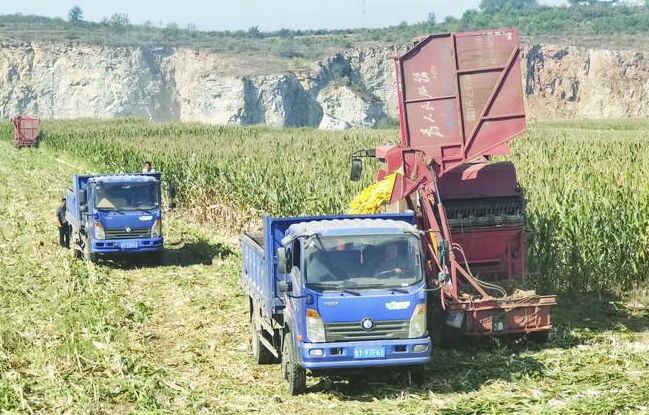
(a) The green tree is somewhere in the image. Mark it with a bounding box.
[102,12,130,29]
[67,5,83,21]
[163,23,181,40]
[479,0,538,13]
[247,26,262,38]
[427,12,437,25]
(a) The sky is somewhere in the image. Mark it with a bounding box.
[2,0,568,32]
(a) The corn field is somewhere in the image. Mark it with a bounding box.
[508,120,649,294]
[11,118,649,295]
[40,119,390,226]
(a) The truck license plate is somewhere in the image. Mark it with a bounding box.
[354,346,385,359]
[119,242,138,249]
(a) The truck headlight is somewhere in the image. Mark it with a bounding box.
[151,219,162,238]
[409,304,427,338]
[306,308,326,343]
[94,221,105,240]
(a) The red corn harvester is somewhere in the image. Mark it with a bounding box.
[13,115,40,148]
[351,29,556,345]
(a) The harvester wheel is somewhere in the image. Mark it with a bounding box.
[282,332,306,395]
[530,330,551,343]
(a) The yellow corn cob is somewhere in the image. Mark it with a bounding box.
[349,172,397,214]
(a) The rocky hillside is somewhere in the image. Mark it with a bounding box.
[1,41,648,129]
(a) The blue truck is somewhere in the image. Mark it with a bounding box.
[240,212,431,395]
[65,173,164,263]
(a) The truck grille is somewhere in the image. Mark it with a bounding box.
[105,227,150,239]
[325,320,410,342]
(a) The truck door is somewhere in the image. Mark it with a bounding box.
[285,239,305,339]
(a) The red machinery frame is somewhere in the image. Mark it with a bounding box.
[13,115,40,148]
[371,30,556,339]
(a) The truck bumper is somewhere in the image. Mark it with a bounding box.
[299,338,431,370]
[90,237,163,254]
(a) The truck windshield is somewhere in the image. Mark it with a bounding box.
[304,234,423,290]
[94,182,160,211]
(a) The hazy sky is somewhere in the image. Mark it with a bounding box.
[2,0,568,31]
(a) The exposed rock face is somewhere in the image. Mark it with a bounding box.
[1,41,648,128]
[521,44,649,120]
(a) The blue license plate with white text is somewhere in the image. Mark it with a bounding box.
[354,346,385,359]
[119,242,138,249]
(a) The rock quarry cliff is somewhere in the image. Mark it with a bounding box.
[1,40,648,129]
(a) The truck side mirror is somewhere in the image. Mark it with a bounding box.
[278,278,293,293]
[350,157,363,181]
[276,247,288,274]
[79,189,86,204]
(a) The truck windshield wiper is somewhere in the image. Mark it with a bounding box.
[341,289,361,296]
[334,284,361,296]
[359,284,409,293]
[306,283,339,290]
[306,283,361,296]
[96,208,124,214]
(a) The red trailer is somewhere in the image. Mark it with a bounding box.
[13,115,40,148]
[351,29,556,344]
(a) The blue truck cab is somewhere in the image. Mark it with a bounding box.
[240,212,431,395]
[65,173,164,263]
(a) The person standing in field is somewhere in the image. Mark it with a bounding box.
[56,198,70,248]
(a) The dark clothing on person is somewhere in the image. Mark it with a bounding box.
[56,205,69,248]
[59,225,70,248]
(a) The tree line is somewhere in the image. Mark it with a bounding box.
[0,0,647,55]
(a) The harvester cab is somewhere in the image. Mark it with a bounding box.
[351,29,556,344]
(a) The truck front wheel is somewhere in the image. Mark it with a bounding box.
[408,365,426,385]
[251,317,275,364]
[281,332,306,395]
[430,307,459,348]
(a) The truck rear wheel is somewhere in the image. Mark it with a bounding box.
[84,236,97,263]
[251,317,275,364]
[69,237,82,259]
[70,245,82,259]
[282,332,306,395]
